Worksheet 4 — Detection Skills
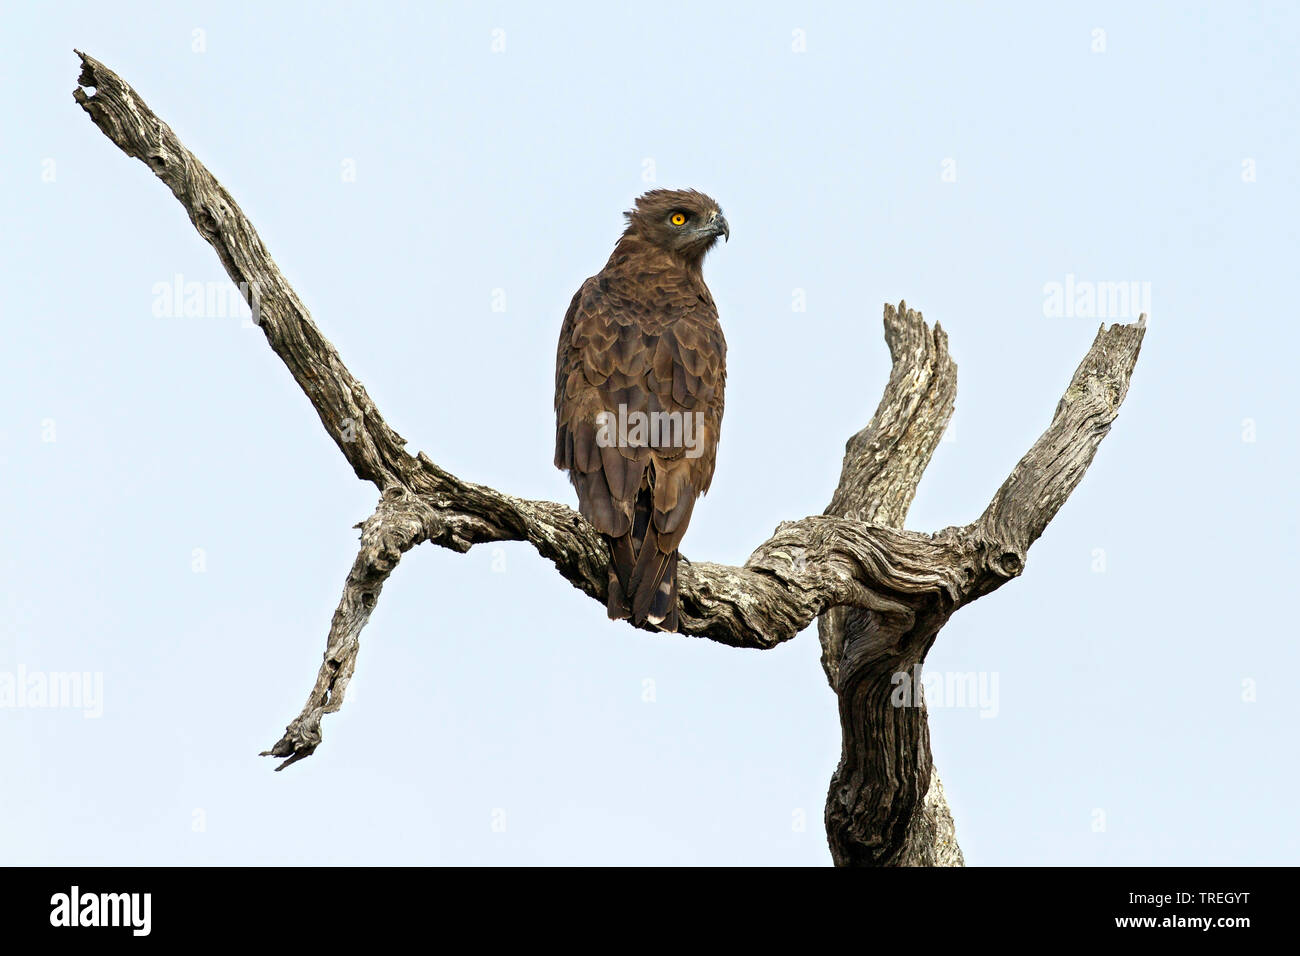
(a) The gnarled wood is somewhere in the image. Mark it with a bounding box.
[72,51,1145,864]
[820,303,963,865]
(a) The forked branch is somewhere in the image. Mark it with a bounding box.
[73,52,1144,868]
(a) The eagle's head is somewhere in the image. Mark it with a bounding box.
[623,188,729,264]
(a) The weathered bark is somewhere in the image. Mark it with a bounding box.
[72,51,1146,863]
[820,304,963,866]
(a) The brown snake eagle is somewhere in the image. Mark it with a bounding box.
[554,189,729,632]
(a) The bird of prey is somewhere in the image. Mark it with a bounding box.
[554,189,729,632]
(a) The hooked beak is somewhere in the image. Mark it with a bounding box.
[710,212,730,242]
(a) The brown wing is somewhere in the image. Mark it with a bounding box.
[554,266,726,622]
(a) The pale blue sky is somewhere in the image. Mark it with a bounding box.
[2,1,1296,865]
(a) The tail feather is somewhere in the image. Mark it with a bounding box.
[645,551,678,630]
[606,478,679,631]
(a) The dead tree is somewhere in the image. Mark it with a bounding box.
[71,51,1145,866]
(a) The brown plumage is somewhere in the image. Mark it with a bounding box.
[554,189,729,631]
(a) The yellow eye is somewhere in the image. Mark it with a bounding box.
[670,212,687,226]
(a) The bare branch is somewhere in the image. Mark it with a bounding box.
[826,302,957,528]
[973,319,1147,579]
[73,51,412,489]
[260,487,440,769]
[820,302,957,688]
[73,41,1145,881]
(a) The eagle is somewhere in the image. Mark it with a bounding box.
[554,189,729,632]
